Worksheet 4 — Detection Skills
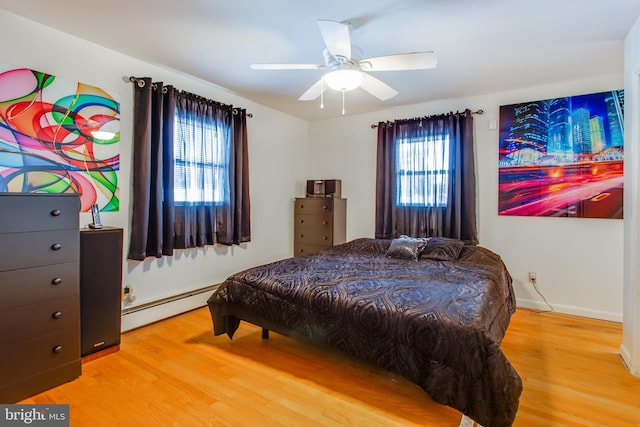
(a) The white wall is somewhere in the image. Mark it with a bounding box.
[309,75,625,322]
[622,15,640,376]
[0,10,310,314]
[0,7,630,329]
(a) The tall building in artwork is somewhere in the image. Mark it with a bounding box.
[503,102,549,164]
[547,97,573,159]
[589,116,606,153]
[572,108,592,155]
[605,90,624,148]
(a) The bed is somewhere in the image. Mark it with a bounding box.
[207,238,522,427]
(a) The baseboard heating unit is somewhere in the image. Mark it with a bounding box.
[121,284,219,332]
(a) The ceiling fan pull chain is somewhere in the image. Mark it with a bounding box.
[342,90,346,115]
[320,79,325,109]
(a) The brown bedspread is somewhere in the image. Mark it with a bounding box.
[207,238,522,426]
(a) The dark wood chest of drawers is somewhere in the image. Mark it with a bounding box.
[294,197,346,256]
[0,193,81,402]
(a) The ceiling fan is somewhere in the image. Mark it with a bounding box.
[250,19,437,109]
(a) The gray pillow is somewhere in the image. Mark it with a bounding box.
[385,236,428,261]
[421,237,464,261]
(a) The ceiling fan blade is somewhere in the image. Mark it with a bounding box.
[298,79,327,101]
[359,73,398,101]
[250,63,322,70]
[317,19,351,60]
[359,51,437,71]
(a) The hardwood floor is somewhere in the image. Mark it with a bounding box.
[21,307,640,426]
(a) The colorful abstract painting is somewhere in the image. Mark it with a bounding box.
[0,65,120,212]
[498,90,624,219]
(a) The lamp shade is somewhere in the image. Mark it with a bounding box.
[323,69,364,91]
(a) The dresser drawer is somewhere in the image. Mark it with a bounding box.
[0,360,81,404]
[0,330,80,386]
[294,198,334,214]
[294,243,331,257]
[0,230,79,271]
[1,295,79,345]
[0,194,79,233]
[294,217,334,245]
[0,262,78,309]
[294,213,333,230]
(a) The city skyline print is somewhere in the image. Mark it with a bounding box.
[498,89,624,219]
[0,65,120,212]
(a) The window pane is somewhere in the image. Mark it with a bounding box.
[396,135,449,207]
[174,112,228,205]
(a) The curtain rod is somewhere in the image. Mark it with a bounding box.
[370,109,484,128]
[126,76,253,118]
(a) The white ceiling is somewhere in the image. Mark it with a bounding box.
[0,0,639,121]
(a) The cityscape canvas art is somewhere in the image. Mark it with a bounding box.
[498,90,624,219]
[0,65,120,212]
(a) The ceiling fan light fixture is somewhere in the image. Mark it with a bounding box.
[323,69,364,91]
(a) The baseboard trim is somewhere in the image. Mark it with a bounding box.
[619,343,640,378]
[121,285,219,332]
[516,298,622,323]
[620,344,631,369]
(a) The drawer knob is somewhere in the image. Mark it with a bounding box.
[299,219,304,223]
[52,311,63,319]
[51,243,62,251]
[52,345,63,354]
[299,204,304,209]
[322,205,328,210]
[323,236,328,240]
[50,209,61,217]
[322,221,328,225]
[51,277,63,285]
[299,234,304,238]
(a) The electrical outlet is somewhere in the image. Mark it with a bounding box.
[122,284,136,302]
[528,272,537,282]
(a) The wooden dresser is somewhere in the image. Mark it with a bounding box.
[0,193,81,402]
[293,197,346,256]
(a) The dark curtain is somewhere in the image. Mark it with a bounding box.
[128,78,250,261]
[128,78,176,260]
[375,110,477,244]
[217,108,251,245]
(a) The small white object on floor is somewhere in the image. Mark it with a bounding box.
[459,414,483,427]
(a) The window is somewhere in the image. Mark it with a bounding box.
[396,134,450,207]
[173,111,229,205]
